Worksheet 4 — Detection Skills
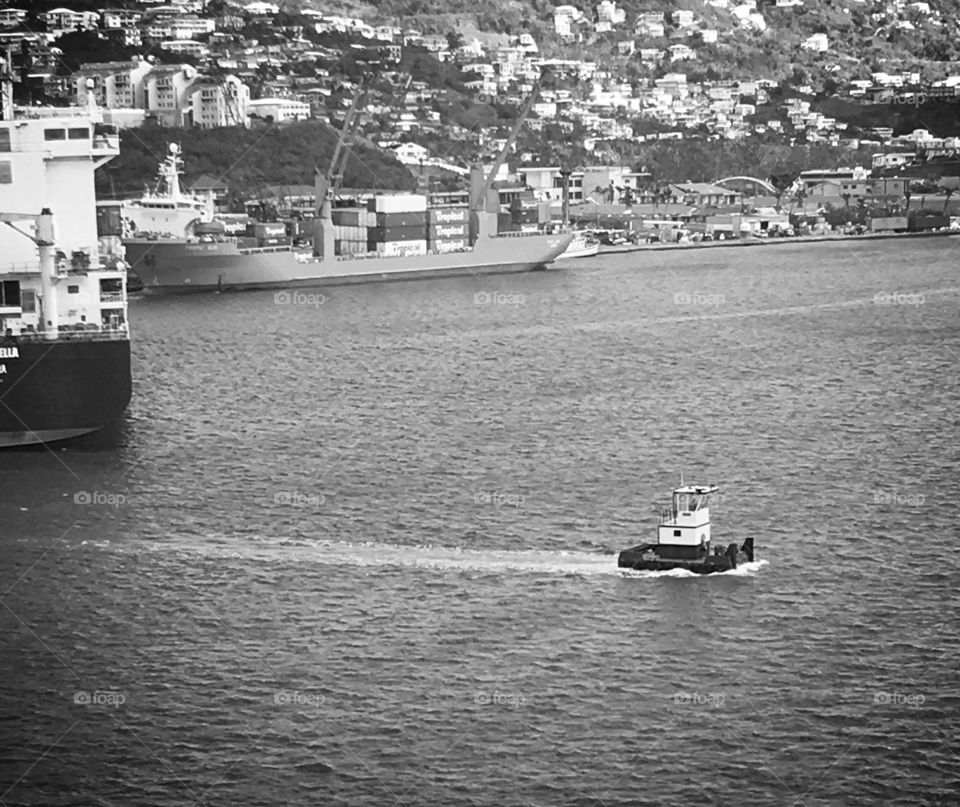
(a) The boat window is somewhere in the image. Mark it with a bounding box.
[67,285,80,294]
[0,160,10,184]
[673,530,681,537]
[21,290,36,313]
[0,128,9,152]
[44,129,67,141]
[0,280,20,307]
[68,127,90,140]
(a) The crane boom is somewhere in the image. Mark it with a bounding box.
[471,74,544,210]
[315,89,365,210]
[329,89,367,194]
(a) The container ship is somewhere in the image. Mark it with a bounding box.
[0,70,131,448]
[124,172,572,294]
[122,79,572,293]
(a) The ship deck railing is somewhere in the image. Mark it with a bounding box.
[8,328,129,343]
[0,263,41,275]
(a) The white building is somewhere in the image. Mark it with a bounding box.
[42,8,100,32]
[802,33,828,52]
[596,0,625,25]
[635,20,665,37]
[74,59,153,110]
[245,2,279,15]
[159,40,209,57]
[391,142,429,164]
[247,97,310,122]
[668,44,696,61]
[0,8,28,28]
[171,15,216,40]
[188,76,250,128]
[143,64,198,127]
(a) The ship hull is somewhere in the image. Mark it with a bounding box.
[125,233,574,293]
[0,339,132,448]
[617,539,755,575]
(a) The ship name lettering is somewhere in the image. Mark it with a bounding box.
[0,347,18,359]
[0,364,5,374]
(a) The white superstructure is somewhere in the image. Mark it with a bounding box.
[0,72,128,338]
[121,142,213,237]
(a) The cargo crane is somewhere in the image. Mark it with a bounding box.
[313,90,367,259]
[2,210,63,337]
[470,74,544,213]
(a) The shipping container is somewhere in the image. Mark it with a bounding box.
[221,217,249,235]
[194,220,226,236]
[334,224,368,242]
[235,236,259,249]
[538,202,552,224]
[512,209,539,225]
[249,222,287,239]
[369,239,428,257]
[509,198,539,211]
[428,222,469,239]
[335,240,369,256]
[869,216,909,232]
[96,204,122,237]
[371,194,428,214]
[331,207,366,227]
[433,239,469,253]
[427,206,470,225]
[258,235,292,247]
[375,211,428,229]
[366,224,427,243]
[908,211,949,231]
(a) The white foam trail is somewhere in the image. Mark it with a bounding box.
[122,537,769,579]
[305,540,621,576]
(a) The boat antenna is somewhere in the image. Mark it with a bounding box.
[680,470,684,487]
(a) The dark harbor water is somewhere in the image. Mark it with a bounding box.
[2,236,960,806]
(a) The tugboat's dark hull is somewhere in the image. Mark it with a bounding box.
[618,539,755,575]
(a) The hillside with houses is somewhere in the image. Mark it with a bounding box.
[2,0,959,215]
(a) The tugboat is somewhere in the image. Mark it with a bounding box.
[618,484,754,574]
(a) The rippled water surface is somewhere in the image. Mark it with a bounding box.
[2,237,960,805]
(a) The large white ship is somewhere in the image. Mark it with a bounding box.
[0,72,131,447]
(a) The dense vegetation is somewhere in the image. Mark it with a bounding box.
[95,120,415,200]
